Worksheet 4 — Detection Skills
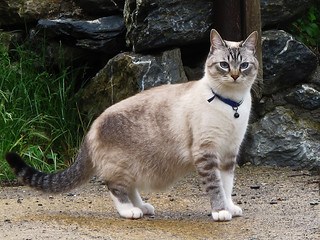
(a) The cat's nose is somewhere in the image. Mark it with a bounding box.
[231,74,239,81]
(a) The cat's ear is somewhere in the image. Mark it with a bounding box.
[242,31,258,53]
[210,29,226,50]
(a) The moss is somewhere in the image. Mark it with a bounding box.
[79,53,140,118]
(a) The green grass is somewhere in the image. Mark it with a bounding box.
[287,3,320,53]
[0,36,88,181]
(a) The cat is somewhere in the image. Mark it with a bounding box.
[5,29,258,221]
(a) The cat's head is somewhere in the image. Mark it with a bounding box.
[205,29,259,90]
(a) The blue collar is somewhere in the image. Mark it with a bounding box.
[207,90,243,118]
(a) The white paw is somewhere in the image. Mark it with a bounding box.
[229,204,242,217]
[139,203,155,215]
[119,207,143,219]
[211,210,232,221]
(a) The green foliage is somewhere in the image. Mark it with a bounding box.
[0,36,88,181]
[289,4,320,50]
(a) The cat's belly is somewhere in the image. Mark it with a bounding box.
[136,152,195,191]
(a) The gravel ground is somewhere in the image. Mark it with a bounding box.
[0,166,319,240]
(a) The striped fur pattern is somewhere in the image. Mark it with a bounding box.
[6,140,94,193]
[5,29,258,221]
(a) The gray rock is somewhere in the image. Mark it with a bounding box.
[0,0,80,27]
[0,30,24,51]
[184,66,204,81]
[79,48,187,117]
[124,0,214,52]
[310,66,320,86]
[262,30,318,95]
[74,0,125,17]
[244,106,320,169]
[260,0,314,28]
[285,84,320,110]
[37,16,126,54]
[129,49,188,91]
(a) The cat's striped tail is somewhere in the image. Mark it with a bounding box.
[5,140,95,193]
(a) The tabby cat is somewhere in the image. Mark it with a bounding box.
[6,29,258,221]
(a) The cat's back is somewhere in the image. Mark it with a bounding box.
[88,80,199,145]
[103,80,198,117]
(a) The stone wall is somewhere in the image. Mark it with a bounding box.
[1,0,319,169]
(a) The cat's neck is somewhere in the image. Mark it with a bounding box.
[202,75,251,103]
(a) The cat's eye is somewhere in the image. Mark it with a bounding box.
[240,62,249,70]
[219,62,229,69]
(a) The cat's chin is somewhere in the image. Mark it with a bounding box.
[221,81,246,89]
[224,79,255,89]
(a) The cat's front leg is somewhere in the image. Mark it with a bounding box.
[220,158,243,217]
[194,150,232,221]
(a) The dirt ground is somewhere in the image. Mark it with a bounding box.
[0,165,319,240]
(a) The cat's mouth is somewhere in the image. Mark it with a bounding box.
[225,79,242,85]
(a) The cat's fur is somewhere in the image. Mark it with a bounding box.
[6,29,258,221]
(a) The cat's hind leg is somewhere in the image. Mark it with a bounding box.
[129,189,155,215]
[108,184,143,219]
